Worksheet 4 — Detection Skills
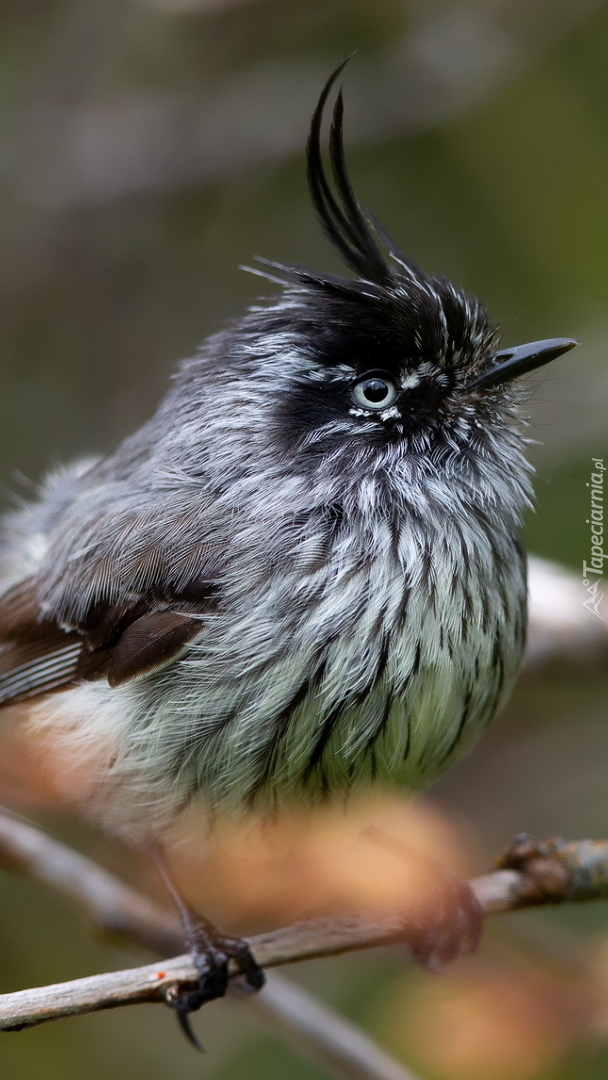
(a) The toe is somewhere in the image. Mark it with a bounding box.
[218,934,266,992]
[406,870,484,970]
[166,927,265,1050]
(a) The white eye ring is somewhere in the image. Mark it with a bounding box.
[352,372,398,411]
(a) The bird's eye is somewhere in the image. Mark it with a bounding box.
[352,372,398,411]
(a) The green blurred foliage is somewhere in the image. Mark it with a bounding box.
[0,2,607,1078]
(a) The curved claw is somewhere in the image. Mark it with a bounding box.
[171,995,206,1052]
[167,925,266,1050]
[363,828,484,970]
[225,935,267,993]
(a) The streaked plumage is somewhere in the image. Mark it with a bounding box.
[0,66,574,841]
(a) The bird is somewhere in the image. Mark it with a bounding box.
[0,61,577,1043]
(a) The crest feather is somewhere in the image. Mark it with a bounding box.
[245,61,431,293]
[307,62,429,285]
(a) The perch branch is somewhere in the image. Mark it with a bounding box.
[0,826,607,1032]
[0,809,422,1080]
[0,552,605,1076]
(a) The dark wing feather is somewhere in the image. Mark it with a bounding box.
[106,611,203,687]
[0,580,82,704]
[0,576,216,707]
[0,641,82,706]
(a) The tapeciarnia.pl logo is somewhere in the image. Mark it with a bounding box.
[582,457,605,621]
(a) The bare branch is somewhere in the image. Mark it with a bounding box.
[1,829,608,1033]
[0,809,422,1080]
[248,971,423,1080]
[0,809,180,955]
[0,548,606,1068]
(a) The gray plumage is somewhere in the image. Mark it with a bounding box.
[0,71,574,841]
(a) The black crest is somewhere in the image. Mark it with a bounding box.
[306,60,428,286]
[243,63,510,383]
[249,61,430,295]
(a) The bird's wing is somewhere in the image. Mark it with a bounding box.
[0,576,213,707]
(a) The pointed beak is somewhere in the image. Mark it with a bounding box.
[467,337,579,390]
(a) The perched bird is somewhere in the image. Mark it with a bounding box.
[0,63,576,1038]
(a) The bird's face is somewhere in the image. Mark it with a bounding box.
[174,62,574,509]
[237,64,576,480]
[262,277,575,473]
[270,275,495,464]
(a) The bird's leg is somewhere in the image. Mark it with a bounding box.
[363,826,484,970]
[151,847,265,1050]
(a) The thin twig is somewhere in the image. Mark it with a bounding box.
[0,808,180,954]
[1,551,603,1075]
[0,809,422,1080]
[526,556,608,669]
[2,825,608,1032]
[248,972,422,1080]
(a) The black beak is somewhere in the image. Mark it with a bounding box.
[467,337,579,390]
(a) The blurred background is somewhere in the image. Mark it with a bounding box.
[0,1,608,1078]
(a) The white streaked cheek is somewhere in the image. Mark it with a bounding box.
[400,373,420,390]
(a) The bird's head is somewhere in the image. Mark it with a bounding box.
[170,63,576,521]
[233,63,577,483]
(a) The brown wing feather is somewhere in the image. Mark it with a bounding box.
[0,578,49,641]
[106,611,203,686]
[0,579,82,704]
[0,640,83,705]
[0,576,215,707]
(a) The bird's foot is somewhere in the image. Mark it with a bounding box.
[167,915,265,1050]
[404,863,483,971]
[364,826,483,970]
[151,847,265,1049]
